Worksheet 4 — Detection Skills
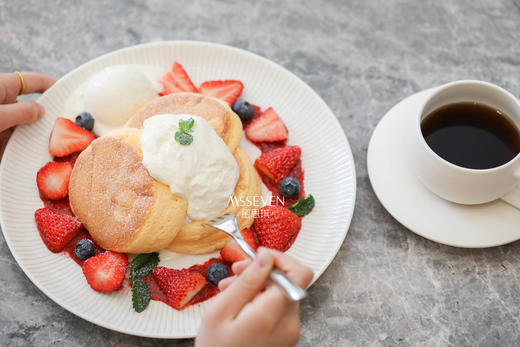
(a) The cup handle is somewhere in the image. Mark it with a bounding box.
[501,170,520,208]
[502,187,520,209]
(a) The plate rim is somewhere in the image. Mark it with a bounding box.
[0,40,356,338]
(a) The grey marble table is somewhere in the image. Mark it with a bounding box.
[1,0,520,346]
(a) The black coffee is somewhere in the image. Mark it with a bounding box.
[421,102,520,169]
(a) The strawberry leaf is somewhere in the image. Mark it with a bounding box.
[288,194,315,217]
[132,278,151,313]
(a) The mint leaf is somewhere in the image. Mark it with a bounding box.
[175,118,195,145]
[179,118,195,133]
[130,252,159,279]
[132,278,151,313]
[288,194,315,217]
[135,254,159,278]
[175,131,193,145]
[129,253,159,313]
[130,253,152,273]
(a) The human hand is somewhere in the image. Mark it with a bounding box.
[195,247,314,347]
[0,72,56,159]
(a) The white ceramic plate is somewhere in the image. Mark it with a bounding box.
[367,88,520,248]
[0,41,356,338]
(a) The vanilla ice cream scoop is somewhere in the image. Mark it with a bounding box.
[141,114,240,221]
[83,65,157,134]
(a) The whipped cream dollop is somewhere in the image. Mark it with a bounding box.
[141,114,239,221]
[83,65,158,135]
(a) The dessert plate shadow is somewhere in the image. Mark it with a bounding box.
[367,88,520,248]
[0,41,356,338]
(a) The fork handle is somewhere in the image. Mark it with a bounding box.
[269,269,307,301]
[234,238,306,301]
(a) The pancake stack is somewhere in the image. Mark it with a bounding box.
[69,93,261,254]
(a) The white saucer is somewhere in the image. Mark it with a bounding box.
[367,89,520,248]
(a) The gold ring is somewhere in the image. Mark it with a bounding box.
[15,71,25,95]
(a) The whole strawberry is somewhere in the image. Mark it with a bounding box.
[252,205,301,252]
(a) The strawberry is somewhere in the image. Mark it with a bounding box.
[36,161,73,200]
[49,118,95,157]
[34,207,82,252]
[198,80,244,105]
[245,107,288,142]
[252,206,301,252]
[158,62,197,95]
[254,146,301,183]
[43,197,74,216]
[220,228,258,263]
[82,251,128,293]
[53,152,80,166]
[152,267,207,310]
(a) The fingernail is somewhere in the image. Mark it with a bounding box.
[256,247,270,268]
[35,102,44,118]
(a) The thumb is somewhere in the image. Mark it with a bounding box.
[0,101,44,131]
[210,247,274,319]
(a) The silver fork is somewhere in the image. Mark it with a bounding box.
[205,212,307,301]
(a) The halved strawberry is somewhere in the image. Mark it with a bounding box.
[245,107,288,142]
[53,152,80,166]
[36,161,73,200]
[42,197,74,216]
[159,62,197,95]
[34,207,82,252]
[254,146,301,183]
[220,228,258,263]
[152,267,207,310]
[252,206,301,252]
[82,251,128,293]
[49,118,95,157]
[198,80,244,105]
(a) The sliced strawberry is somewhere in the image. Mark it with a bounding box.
[254,146,301,183]
[252,206,301,252]
[159,62,197,95]
[36,161,73,200]
[152,267,207,310]
[220,228,258,263]
[53,152,81,166]
[49,118,95,157]
[198,80,244,105]
[42,197,74,216]
[34,207,82,252]
[245,107,288,142]
[251,104,262,119]
[82,251,128,293]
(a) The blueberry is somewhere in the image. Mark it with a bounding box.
[279,177,300,199]
[206,262,229,285]
[232,100,253,121]
[75,112,95,131]
[75,239,95,261]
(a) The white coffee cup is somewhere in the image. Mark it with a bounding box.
[412,80,520,207]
